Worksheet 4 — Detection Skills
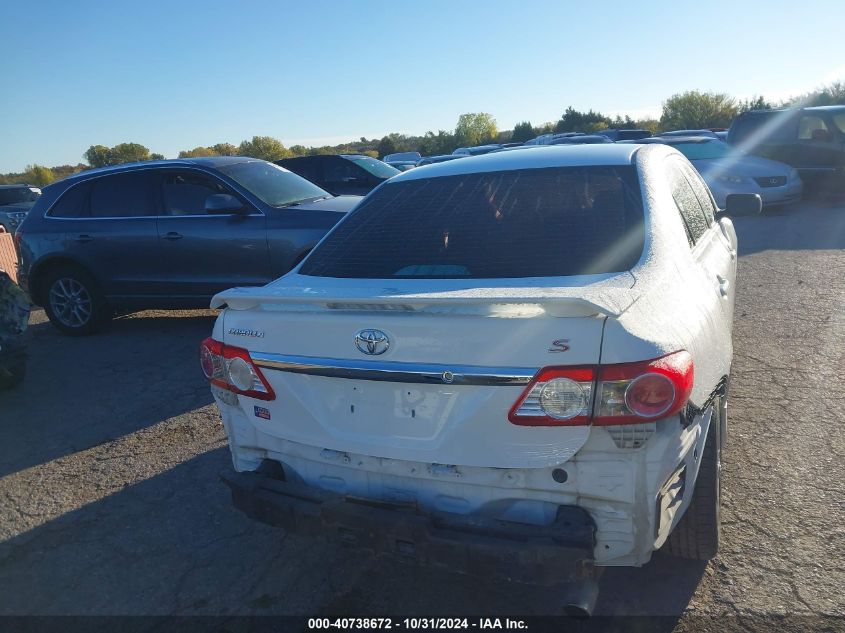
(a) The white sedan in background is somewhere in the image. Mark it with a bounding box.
[629,136,803,208]
[202,145,761,615]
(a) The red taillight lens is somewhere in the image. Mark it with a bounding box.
[508,367,595,426]
[508,351,693,427]
[593,351,693,425]
[200,337,275,401]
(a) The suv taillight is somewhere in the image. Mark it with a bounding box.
[509,351,693,426]
[200,337,275,401]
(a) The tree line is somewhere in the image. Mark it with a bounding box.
[3,82,842,187]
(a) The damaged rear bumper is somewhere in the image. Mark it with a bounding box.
[222,469,596,585]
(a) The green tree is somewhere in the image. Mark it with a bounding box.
[178,146,217,158]
[660,91,738,130]
[237,136,289,161]
[789,81,845,107]
[418,130,455,156]
[84,145,112,168]
[454,113,498,147]
[635,118,660,134]
[288,145,308,156]
[211,143,238,156]
[555,107,610,133]
[24,165,55,186]
[377,135,397,158]
[738,95,774,113]
[510,121,535,143]
[109,143,152,164]
[150,153,165,160]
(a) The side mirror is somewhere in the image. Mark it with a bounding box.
[719,193,762,218]
[205,193,245,214]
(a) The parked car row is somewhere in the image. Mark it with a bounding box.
[12,105,842,339]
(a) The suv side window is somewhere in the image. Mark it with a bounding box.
[49,182,91,218]
[667,162,708,246]
[89,172,158,218]
[679,163,717,222]
[161,170,239,215]
[798,115,831,141]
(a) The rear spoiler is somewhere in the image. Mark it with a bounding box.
[211,285,640,317]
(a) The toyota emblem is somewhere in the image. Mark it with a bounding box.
[354,329,390,355]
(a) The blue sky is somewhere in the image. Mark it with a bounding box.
[2,0,843,172]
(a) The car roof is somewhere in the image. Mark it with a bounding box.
[393,144,640,182]
[59,156,261,184]
[741,105,845,116]
[622,136,716,145]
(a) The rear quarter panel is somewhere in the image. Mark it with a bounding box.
[610,147,733,407]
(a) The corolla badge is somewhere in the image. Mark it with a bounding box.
[355,329,390,355]
[229,328,264,338]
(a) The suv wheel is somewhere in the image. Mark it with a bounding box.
[43,268,110,335]
[666,399,722,560]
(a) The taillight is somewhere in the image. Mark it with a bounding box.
[200,337,275,401]
[508,351,693,426]
[508,367,595,426]
[593,351,693,425]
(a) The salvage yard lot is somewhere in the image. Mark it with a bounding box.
[0,200,843,625]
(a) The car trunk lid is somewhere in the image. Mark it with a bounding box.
[214,274,638,469]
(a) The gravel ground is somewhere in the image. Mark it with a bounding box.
[0,200,843,630]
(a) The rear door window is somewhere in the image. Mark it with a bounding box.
[667,162,708,245]
[300,166,645,279]
[679,163,716,223]
[89,172,158,218]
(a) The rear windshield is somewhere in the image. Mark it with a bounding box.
[300,166,644,279]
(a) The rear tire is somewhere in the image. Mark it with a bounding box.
[666,399,722,560]
[43,267,111,336]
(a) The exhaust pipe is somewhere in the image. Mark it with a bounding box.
[562,577,599,617]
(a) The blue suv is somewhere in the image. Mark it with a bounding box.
[15,157,360,335]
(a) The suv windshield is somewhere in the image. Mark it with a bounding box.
[673,141,735,160]
[300,166,644,279]
[0,187,39,206]
[349,157,400,180]
[217,161,330,207]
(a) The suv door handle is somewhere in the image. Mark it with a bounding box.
[163,231,183,241]
[74,234,94,243]
[716,274,730,297]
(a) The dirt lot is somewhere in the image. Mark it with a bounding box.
[0,201,843,629]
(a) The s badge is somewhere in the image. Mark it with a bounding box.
[548,339,570,353]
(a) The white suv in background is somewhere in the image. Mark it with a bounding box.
[202,145,760,615]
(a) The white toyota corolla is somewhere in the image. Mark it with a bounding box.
[202,145,760,615]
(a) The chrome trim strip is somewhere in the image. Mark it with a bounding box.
[250,352,536,386]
